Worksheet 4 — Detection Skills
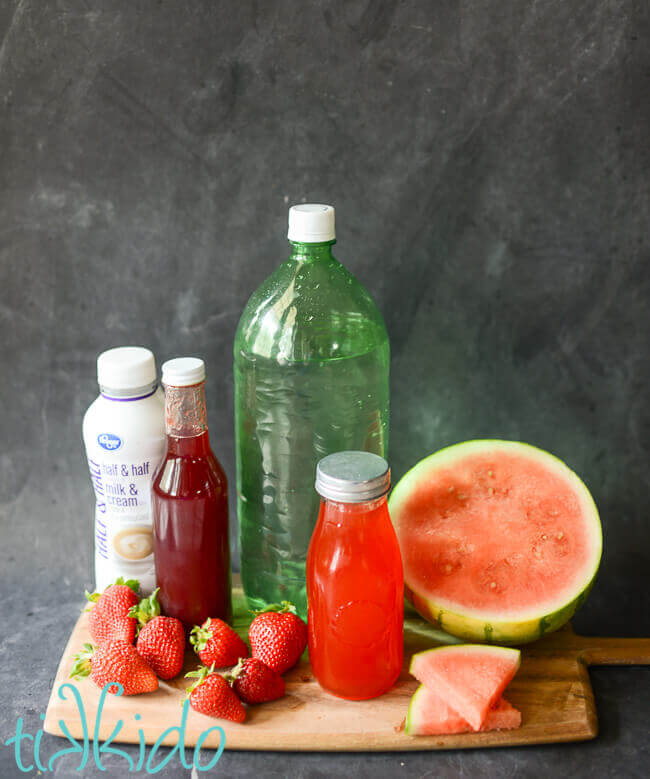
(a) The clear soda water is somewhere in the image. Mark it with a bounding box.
[234,240,389,619]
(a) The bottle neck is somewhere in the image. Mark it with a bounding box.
[321,494,388,516]
[164,382,210,454]
[288,241,335,263]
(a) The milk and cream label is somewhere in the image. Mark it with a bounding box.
[87,435,164,594]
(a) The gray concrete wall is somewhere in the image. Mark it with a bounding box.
[1,0,648,637]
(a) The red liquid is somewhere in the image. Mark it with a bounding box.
[152,432,231,628]
[306,497,403,700]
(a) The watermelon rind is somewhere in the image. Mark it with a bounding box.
[404,684,428,735]
[390,440,602,645]
[405,684,522,736]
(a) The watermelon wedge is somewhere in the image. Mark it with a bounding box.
[389,440,602,644]
[410,644,521,731]
[405,685,521,736]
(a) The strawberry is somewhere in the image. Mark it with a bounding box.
[226,657,285,704]
[136,617,185,680]
[185,665,246,722]
[70,640,158,695]
[86,577,140,645]
[127,588,185,680]
[190,617,249,668]
[248,602,307,675]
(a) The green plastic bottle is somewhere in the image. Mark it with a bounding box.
[234,204,389,618]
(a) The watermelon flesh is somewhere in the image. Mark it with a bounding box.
[410,644,521,731]
[389,440,602,644]
[405,685,521,736]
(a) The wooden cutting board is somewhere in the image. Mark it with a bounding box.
[44,583,650,752]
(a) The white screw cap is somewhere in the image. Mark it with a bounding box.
[287,204,335,243]
[97,347,157,392]
[162,357,206,387]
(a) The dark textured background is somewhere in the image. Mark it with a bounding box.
[1,1,648,776]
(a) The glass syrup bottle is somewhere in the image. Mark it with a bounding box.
[152,357,231,627]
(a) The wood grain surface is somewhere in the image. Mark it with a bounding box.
[44,585,650,752]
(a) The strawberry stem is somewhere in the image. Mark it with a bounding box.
[128,588,161,633]
[189,618,212,652]
[83,576,140,612]
[184,663,215,696]
[70,643,95,679]
[114,576,140,594]
[224,657,246,685]
[250,600,298,616]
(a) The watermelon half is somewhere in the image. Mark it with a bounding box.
[390,440,602,644]
[410,644,521,730]
[405,686,521,736]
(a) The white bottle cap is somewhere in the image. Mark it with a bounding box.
[161,357,206,387]
[97,347,158,396]
[287,204,335,243]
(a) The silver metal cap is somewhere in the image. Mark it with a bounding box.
[315,451,390,503]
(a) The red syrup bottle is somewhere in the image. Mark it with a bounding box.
[152,357,232,627]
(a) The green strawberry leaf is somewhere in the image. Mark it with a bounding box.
[184,663,215,696]
[189,618,212,653]
[128,588,161,633]
[250,600,298,616]
[224,657,245,686]
[113,577,140,594]
[83,590,101,611]
[70,643,95,679]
